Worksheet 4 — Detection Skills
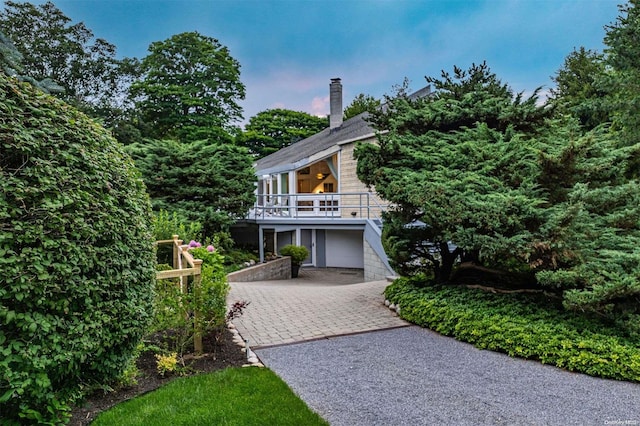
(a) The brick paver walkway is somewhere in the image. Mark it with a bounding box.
[227,268,409,348]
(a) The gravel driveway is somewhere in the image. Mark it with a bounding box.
[256,326,640,426]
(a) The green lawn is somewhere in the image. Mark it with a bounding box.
[92,367,328,426]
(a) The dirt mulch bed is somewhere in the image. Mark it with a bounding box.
[68,328,247,425]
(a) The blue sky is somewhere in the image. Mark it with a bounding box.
[37,0,621,124]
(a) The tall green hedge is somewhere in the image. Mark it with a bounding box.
[0,73,156,424]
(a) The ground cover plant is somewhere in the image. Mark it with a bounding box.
[386,277,640,382]
[0,73,156,424]
[91,367,328,426]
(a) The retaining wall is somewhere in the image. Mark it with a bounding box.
[364,239,394,282]
[227,256,291,282]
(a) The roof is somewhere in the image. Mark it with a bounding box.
[254,84,431,176]
[255,112,375,175]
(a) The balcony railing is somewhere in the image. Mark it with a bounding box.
[250,192,388,220]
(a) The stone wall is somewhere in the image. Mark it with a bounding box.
[227,256,291,282]
[364,239,393,282]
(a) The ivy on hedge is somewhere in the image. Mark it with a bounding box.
[385,278,640,382]
[0,74,156,424]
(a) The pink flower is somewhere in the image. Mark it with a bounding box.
[206,245,215,252]
[188,240,198,247]
[195,242,202,248]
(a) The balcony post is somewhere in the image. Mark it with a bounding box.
[258,226,264,263]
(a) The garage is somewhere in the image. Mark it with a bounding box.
[325,230,364,268]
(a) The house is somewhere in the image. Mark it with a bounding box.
[240,78,430,281]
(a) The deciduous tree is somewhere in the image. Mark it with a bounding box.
[130,31,245,142]
[343,93,380,119]
[0,1,131,115]
[238,108,327,158]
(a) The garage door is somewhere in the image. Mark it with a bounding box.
[326,230,364,268]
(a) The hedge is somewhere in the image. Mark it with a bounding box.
[0,74,156,424]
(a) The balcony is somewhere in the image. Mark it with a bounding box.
[249,192,387,221]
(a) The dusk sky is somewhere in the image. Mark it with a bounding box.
[36,0,622,125]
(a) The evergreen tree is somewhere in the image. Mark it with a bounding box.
[603,0,640,147]
[126,138,255,235]
[361,59,640,327]
[550,47,609,129]
[356,63,551,283]
[537,0,640,327]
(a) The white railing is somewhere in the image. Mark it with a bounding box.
[250,192,388,221]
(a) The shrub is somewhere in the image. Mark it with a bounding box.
[280,244,309,265]
[386,277,640,382]
[152,247,229,355]
[152,210,202,264]
[190,247,229,336]
[152,210,202,244]
[0,74,156,424]
[155,353,179,377]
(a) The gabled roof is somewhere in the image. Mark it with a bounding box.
[255,112,375,176]
[254,84,431,176]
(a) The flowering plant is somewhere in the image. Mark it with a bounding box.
[155,352,178,376]
[189,240,215,252]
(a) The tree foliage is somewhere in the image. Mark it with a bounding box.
[0,74,155,424]
[357,61,640,325]
[126,138,255,235]
[357,63,551,283]
[0,1,132,115]
[130,31,245,142]
[238,108,327,158]
[535,0,640,324]
[603,0,640,145]
[0,30,65,94]
[532,125,640,327]
[343,93,380,120]
[550,47,609,129]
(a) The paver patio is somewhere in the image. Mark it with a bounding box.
[227,268,408,348]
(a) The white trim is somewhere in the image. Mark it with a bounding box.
[336,132,379,146]
[256,146,341,176]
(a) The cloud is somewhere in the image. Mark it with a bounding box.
[233,0,618,127]
[310,96,329,117]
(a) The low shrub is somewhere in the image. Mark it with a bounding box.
[152,210,202,264]
[385,277,640,382]
[280,244,309,265]
[223,248,259,273]
[152,247,229,356]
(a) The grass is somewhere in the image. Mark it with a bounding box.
[92,367,328,426]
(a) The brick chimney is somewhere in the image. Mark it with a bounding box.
[329,78,343,130]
